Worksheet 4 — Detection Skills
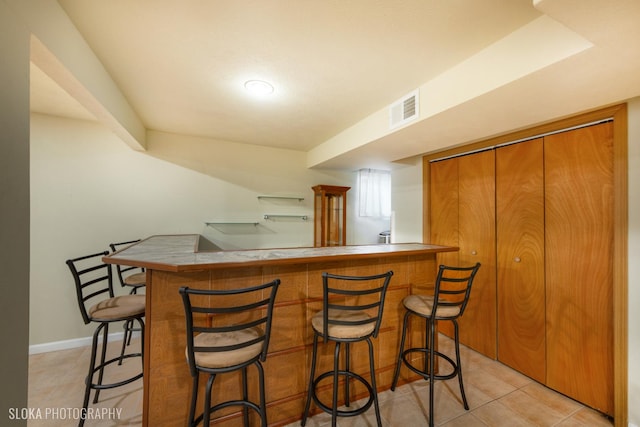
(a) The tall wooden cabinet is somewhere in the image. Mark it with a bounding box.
[427,121,614,416]
[430,150,497,359]
[312,185,350,247]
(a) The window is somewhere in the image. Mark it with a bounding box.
[358,169,391,217]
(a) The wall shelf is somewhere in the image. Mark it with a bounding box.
[257,195,304,202]
[205,221,260,234]
[263,214,308,221]
[205,222,259,226]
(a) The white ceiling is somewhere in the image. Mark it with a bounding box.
[30,0,640,170]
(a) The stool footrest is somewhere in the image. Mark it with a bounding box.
[311,370,374,418]
[193,399,262,426]
[400,348,460,381]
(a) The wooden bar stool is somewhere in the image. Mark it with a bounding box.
[179,278,280,427]
[301,270,393,427]
[66,251,145,427]
[391,263,480,427]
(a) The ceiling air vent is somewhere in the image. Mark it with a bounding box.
[389,89,419,130]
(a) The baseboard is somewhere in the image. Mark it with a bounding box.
[29,330,141,355]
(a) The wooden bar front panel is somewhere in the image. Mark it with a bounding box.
[144,253,438,426]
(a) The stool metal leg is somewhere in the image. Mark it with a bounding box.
[93,323,109,404]
[118,320,131,365]
[391,310,411,391]
[188,373,199,427]
[301,334,319,426]
[331,341,341,427]
[203,374,216,427]
[428,318,436,427]
[453,321,469,410]
[137,317,145,369]
[367,338,383,427]
[80,319,144,427]
[425,318,431,374]
[256,361,267,427]
[344,342,351,407]
[80,324,103,427]
[242,367,249,426]
[303,336,382,427]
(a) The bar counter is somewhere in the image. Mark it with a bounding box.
[104,234,458,426]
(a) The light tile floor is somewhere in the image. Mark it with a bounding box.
[28,334,613,426]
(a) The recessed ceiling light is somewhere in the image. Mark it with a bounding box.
[244,80,274,96]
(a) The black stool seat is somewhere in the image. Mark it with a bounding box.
[391,263,480,427]
[301,270,393,427]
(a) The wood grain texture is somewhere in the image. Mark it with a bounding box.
[496,139,545,382]
[429,152,497,358]
[429,158,459,339]
[544,122,614,415]
[457,150,497,358]
[429,158,460,269]
[144,251,443,426]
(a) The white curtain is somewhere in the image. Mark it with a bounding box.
[358,169,391,217]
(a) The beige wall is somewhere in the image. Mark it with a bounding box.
[390,157,423,243]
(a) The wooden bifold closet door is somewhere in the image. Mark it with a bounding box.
[430,121,614,416]
[496,138,546,384]
[430,150,496,359]
[544,122,614,415]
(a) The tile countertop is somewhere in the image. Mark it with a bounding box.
[103,234,458,272]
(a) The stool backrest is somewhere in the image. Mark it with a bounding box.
[109,240,145,288]
[66,251,114,325]
[432,263,481,319]
[179,279,281,375]
[321,270,394,340]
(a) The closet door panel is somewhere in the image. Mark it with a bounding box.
[496,139,545,382]
[544,122,614,415]
[430,158,460,268]
[457,150,496,358]
[429,158,459,338]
